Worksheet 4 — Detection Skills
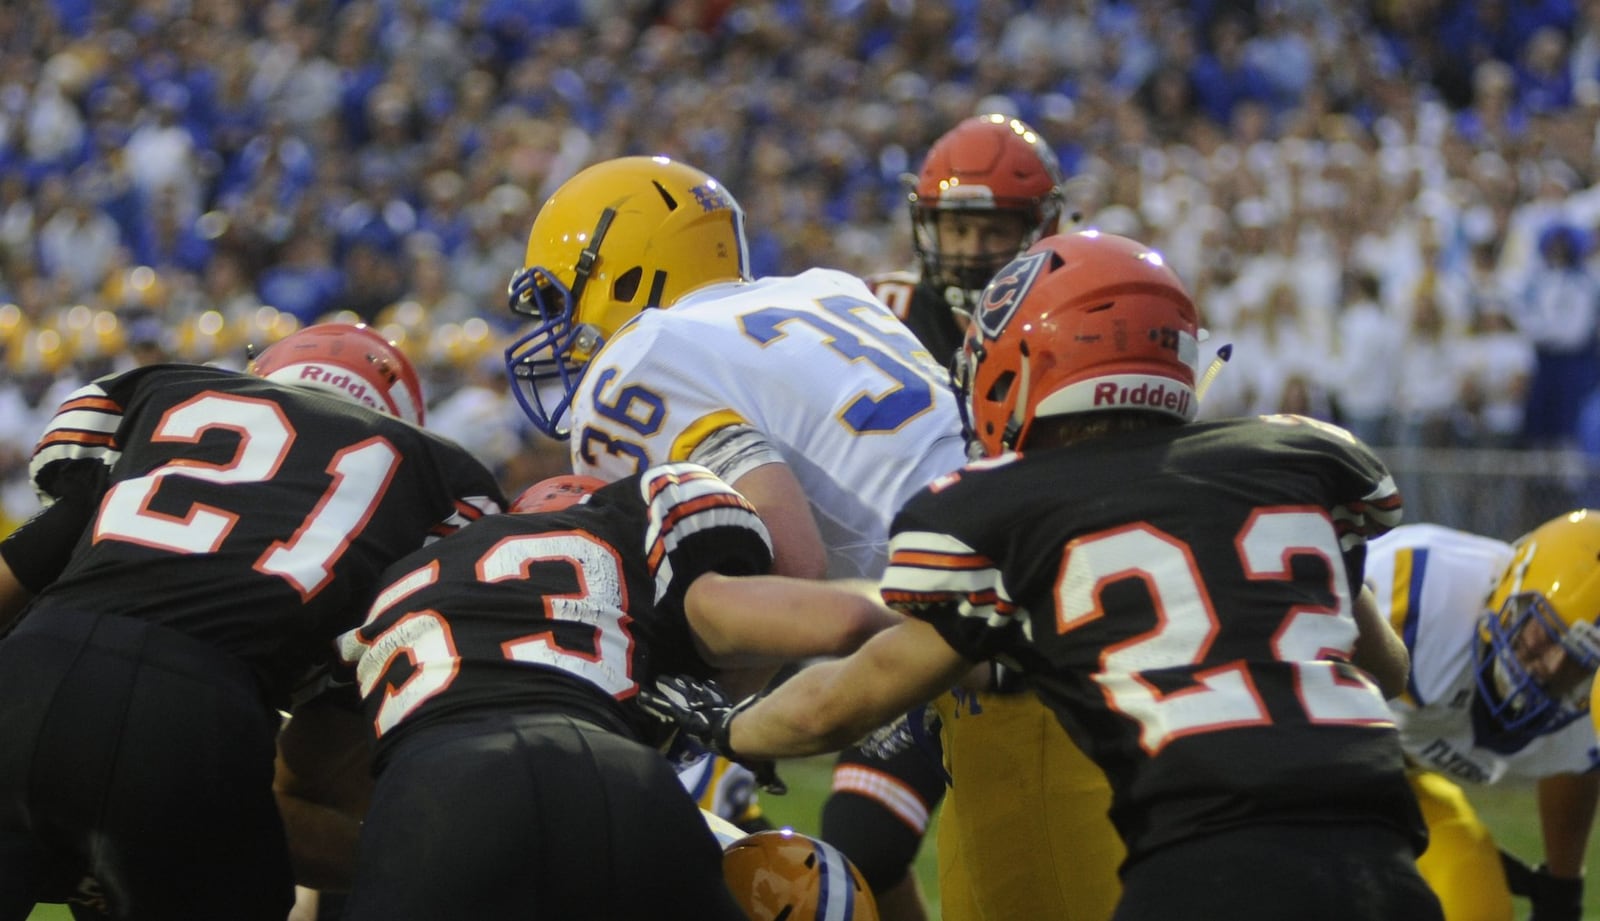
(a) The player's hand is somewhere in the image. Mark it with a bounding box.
[1501,849,1584,921]
[638,675,786,794]
[854,706,939,760]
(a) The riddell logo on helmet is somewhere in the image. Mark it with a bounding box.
[297,364,385,412]
[1093,380,1190,415]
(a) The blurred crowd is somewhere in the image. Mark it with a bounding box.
[5,0,1600,530]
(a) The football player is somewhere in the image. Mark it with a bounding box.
[643,231,1442,921]
[849,114,1126,921]
[330,466,899,919]
[869,113,1068,365]
[1364,510,1600,921]
[0,323,505,920]
[503,155,970,919]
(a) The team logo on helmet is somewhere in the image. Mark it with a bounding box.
[974,249,1051,340]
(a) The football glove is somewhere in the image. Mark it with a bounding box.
[638,675,786,794]
[854,706,940,760]
[1500,848,1584,921]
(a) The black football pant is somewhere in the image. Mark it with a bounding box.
[342,712,747,921]
[0,610,291,921]
[1114,821,1444,921]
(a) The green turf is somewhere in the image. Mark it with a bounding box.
[24,758,1600,920]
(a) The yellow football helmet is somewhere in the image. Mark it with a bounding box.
[1477,509,1600,739]
[722,830,879,921]
[503,156,751,439]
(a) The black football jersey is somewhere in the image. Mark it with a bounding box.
[869,270,965,369]
[881,415,1424,863]
[339,463,774,759]
[10,364,505,704]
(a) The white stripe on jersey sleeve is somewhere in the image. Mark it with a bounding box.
[642,462,772,604]
[882,530,1025,638]
[28,382,123,506]
[1332,474,1402,551]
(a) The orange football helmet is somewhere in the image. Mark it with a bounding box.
[723,830,879,921]
[954,230,1200,456]
[510,474,606,514]
[911,114,1065,314]
[250,322,425,425]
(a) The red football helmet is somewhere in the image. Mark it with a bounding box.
[911,114,1066,314]
[955,231,1200,456]
[723,830,879,921]
[250,322,425,425]
[510,474,606,514]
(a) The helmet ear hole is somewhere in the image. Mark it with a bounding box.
[986,370,1015,403]
[613,266,642,303]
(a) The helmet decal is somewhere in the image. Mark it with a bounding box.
[974,249,1051,340]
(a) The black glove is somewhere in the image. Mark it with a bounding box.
[638,675,786,794]
[1501,849,1584,921]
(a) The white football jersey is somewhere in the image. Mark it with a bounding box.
[1366,523,1600,783]
[567,268,968,578]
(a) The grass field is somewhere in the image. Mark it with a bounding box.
[24,754,1600,919]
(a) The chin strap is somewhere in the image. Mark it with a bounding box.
[568,206,616,307]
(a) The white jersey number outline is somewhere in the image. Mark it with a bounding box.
[1055,508,1391,754]
[351,530,636,736]
[94,392,400,599]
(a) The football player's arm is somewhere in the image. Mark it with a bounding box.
[727,618,974,758]
[0,480,103,631]
[1536,770,1599,880]
[1350,583,1409,699]
[685,573,902,669]
[273,688,373,891]
[684,423,827,580]
[729,462,828,580]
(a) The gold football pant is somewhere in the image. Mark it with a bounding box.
[934,690,1122,921]
[1408,769,1513,921]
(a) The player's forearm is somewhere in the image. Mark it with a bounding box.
[1351,583,1409,698]
[730,658,885,757]
[275,790,363,891]
[1538,771,1600,877]
[687,573,902,667]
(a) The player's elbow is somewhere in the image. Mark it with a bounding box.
[823,597,902,657]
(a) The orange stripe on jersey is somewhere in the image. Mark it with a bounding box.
[889,548,993,572]
[452,499,486,521]
[33,430,116,452]
[644,466,723,502]
[882,588,1007,610]
[645,493,751,569]
[57,396,122,414]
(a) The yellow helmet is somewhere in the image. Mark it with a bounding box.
[504,155,751,438]
[1477,509,1600,738]
[722,830,879,921]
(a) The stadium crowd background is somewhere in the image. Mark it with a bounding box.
[3,0,1600,533]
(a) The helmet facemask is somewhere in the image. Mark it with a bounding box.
[504,208,616,441]
[1475,592,1600,736]
[912,204,1051,318]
